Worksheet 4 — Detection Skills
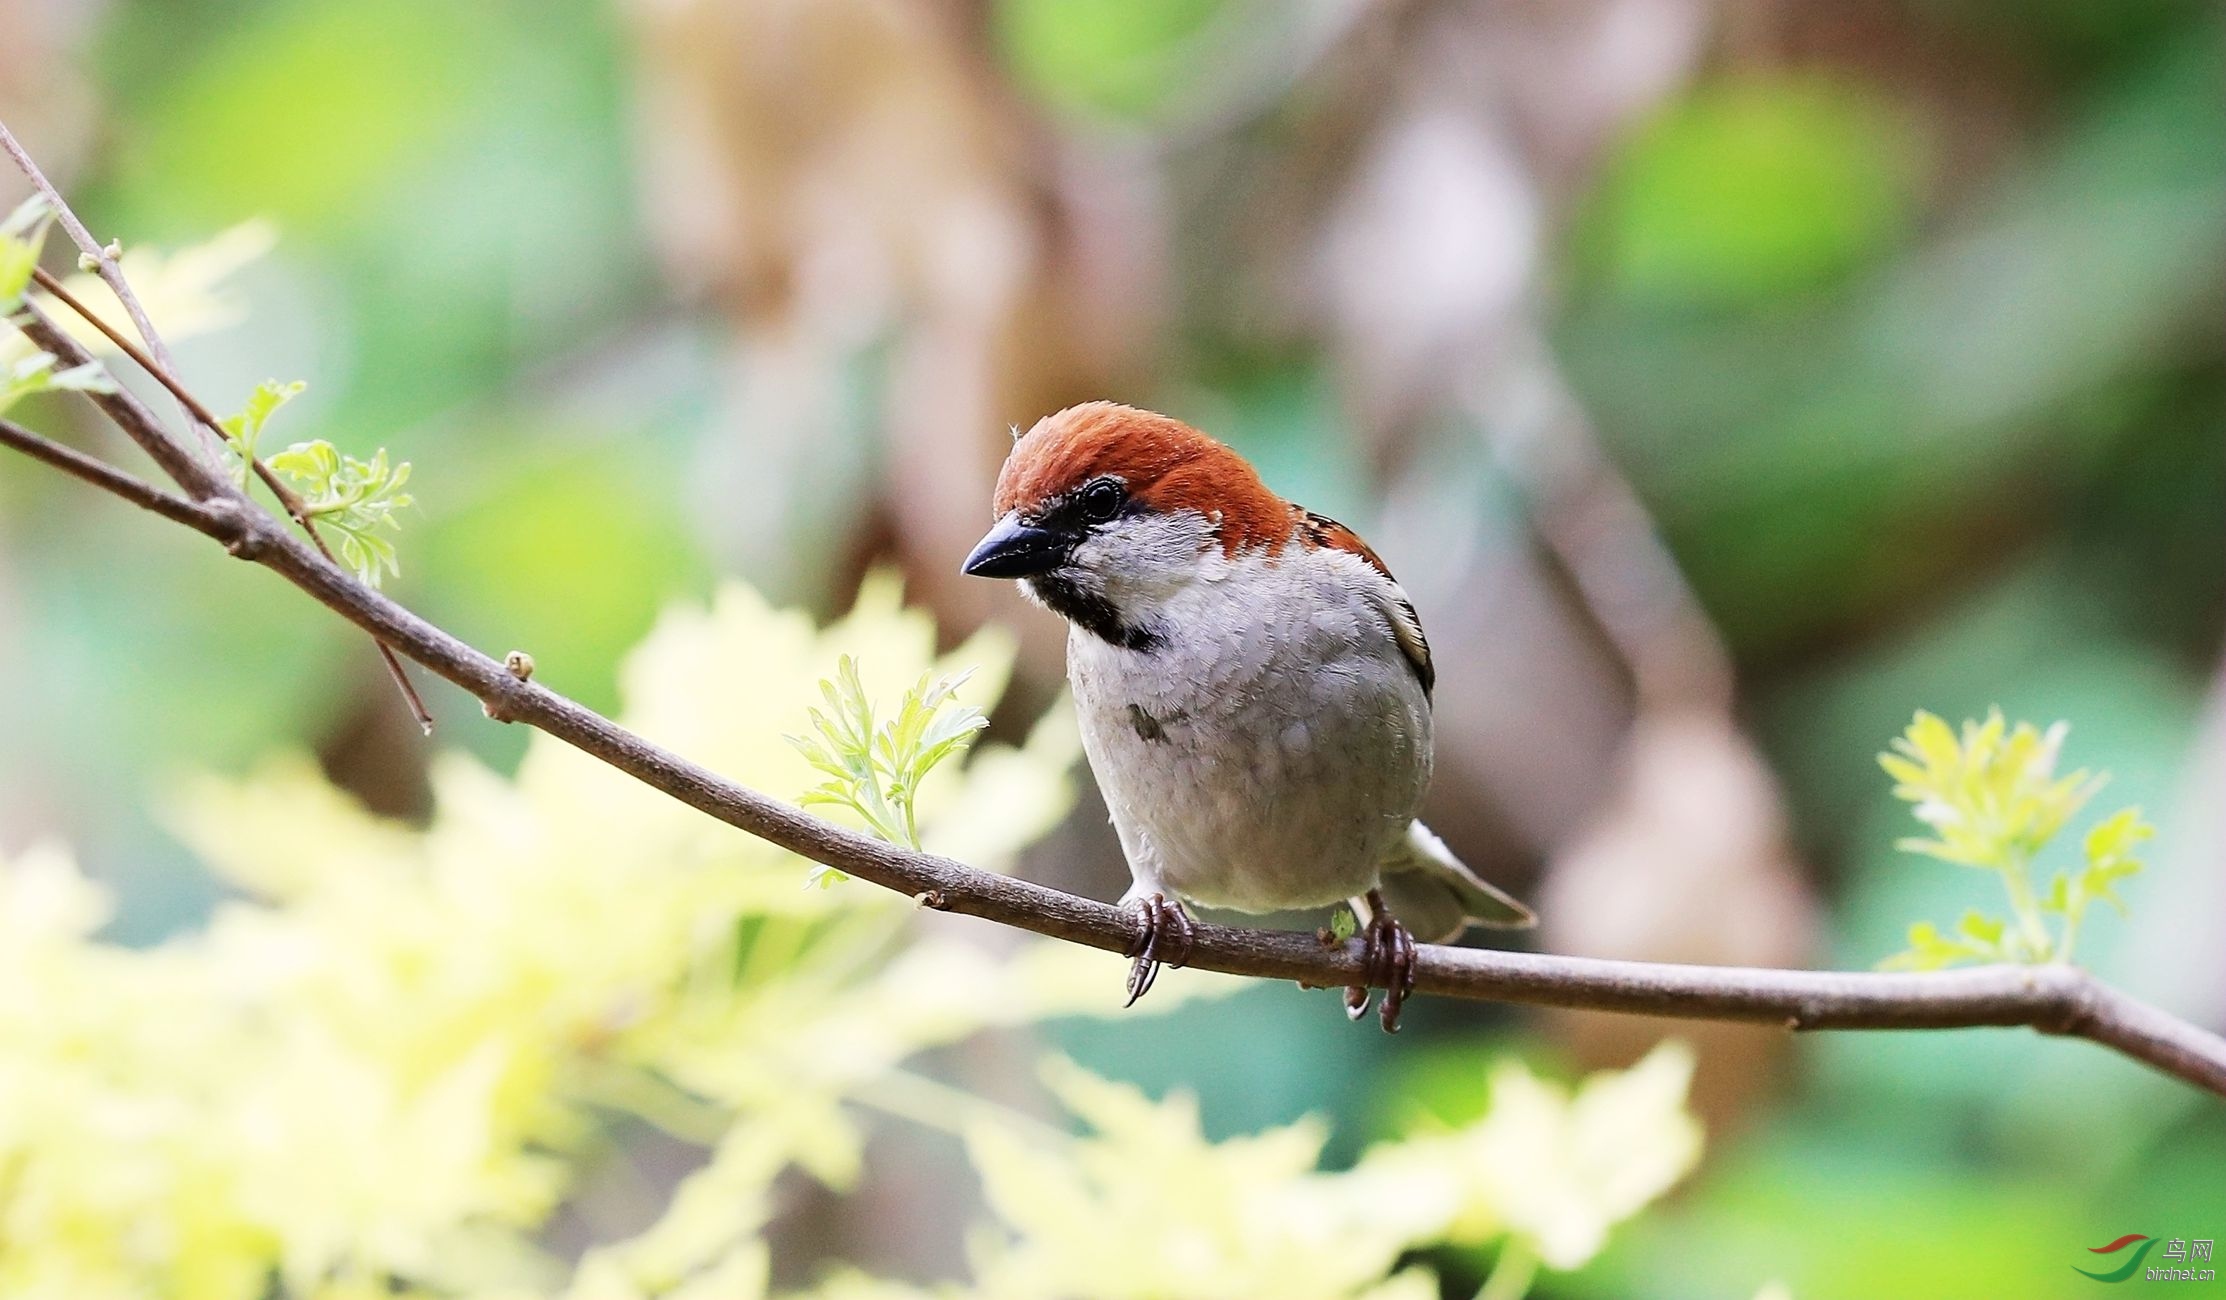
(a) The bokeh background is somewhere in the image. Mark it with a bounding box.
[1,0,2221,1295]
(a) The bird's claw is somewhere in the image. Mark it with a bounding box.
[1343,895,1418,1032]
[1123,892,1193,1007]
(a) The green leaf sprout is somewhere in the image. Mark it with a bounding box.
[787,655,990,882]
[268,441,413,585]
[1878,709,2154,969]
[0,194,56,313]
[0,350,117,417]
[217,377,304,484]
[220,379,415,586]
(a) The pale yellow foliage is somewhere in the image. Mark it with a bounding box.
[0,578,1098,1299]
[0,576,1705,1300]
[962,1058,1415,1300]
[947,1047,1701,1299]
[1877,709,2153,966]
[1354,1041,1703,1271]
[1880,710,2099,870]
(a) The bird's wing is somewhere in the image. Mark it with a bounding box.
[1298,510,1434,698]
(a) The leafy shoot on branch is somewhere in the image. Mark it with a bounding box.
[268,441,412,585]
[217,377,303,484]
[1877,709,2154,970]
[220,379,415,586]
[787,655,990,882]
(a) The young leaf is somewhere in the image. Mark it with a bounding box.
[785,658,988,860]
[2074,808,2151,917]
[2082,807,2153,875]
[0,351,117,417]
[0,194,55,312]
[1881,711,2159,968]
[1955,910,2006,949]
[1878,920,1995,972]
[218,378,306,483]
[267,439,415,585]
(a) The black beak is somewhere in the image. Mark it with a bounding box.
[962,517,1068,578]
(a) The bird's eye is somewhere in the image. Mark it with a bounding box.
[1080,479,1125,523]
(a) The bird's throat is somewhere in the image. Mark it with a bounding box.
[1023,574,1164,652]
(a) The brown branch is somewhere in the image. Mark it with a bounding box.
[4,122,2219,1100]
[0,416,213,531]
[3,400,2221,1100]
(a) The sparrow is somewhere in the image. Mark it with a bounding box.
[961,401,1533,1030]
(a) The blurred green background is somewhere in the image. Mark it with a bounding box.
[0,0,2220,1295]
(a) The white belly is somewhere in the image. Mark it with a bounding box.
[1067,553,1432,914]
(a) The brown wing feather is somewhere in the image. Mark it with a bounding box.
[1298,510,1435,698]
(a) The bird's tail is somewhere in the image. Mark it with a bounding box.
[1374,821,1536,944]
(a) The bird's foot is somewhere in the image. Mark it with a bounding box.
[1123,892,1193,1007]
[1343,891,1418,1032]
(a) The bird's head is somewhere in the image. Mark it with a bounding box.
[960,402,1290,650]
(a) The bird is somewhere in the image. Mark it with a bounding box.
[960,401,1533,1030]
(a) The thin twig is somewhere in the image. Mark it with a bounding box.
[19,267,432,731]
[12,303,226,498]
[3,407,2220,1100]
[36,267,320,514]
[0,118,206,449]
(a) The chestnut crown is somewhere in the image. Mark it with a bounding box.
[991,402,1292,553]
